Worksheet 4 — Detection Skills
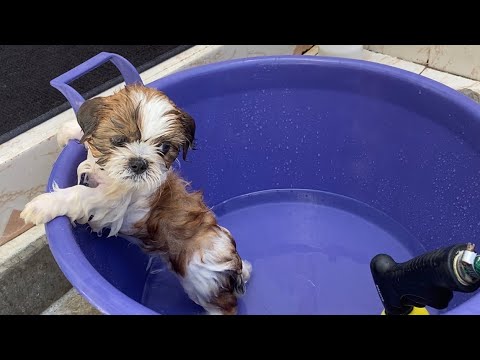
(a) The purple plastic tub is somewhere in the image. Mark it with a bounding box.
[45,52,480,315]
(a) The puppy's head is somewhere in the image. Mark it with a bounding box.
[77,85,195,189]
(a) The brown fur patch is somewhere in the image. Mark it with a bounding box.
[212,288,238,315]
[77,90,142,162]
[76,84,195,166]
[134,171,218,276]
[136,172,242,276]
[133,171,244,316]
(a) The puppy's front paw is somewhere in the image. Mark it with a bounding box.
[57,120,83,148]
[20,193,60,225]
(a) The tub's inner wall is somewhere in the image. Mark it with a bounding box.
[74,226,150,302]
[150,60,480,255]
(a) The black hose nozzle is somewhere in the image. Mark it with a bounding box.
[370,244,480,315]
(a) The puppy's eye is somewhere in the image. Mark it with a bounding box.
[111,135,128,146]
[158,142,171,155]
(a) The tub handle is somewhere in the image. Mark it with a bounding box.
[50,52,143,114]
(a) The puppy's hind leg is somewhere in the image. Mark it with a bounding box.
[179,227,252,315]
[218,225,253,284]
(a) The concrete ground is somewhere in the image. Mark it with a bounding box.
[42,288,102,315]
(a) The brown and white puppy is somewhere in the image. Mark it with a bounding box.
[21,85,252,315]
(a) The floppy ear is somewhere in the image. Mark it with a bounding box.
[179,111,196,161]
[77,98,104,143]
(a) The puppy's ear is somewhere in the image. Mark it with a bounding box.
[77,98,104,143]
[179,111,196,161]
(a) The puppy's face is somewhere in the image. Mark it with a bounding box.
[77,85,195,189]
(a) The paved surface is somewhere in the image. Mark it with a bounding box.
[0,234,71,314]
[42,288,102,315]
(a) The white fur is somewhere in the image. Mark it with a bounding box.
[105,141,168,192]
[21,173,159,237]
[129,88,178,141]
[57,119,84,147]
[120,196,152,235]
[77,149,106,187]
[139,97,177,141]
[180,227,252,314]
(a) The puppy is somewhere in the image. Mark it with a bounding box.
[21,84,252,315]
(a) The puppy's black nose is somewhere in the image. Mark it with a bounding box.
[129,157,149,175]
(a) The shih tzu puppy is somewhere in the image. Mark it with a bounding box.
[21,85,252,315]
